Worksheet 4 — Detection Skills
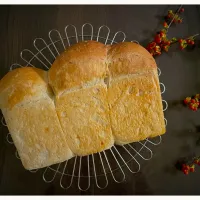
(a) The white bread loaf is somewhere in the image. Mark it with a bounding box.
[0,67,74,170]
[48,41,114,155]
[0,41,166,170]
[107,42,165,144]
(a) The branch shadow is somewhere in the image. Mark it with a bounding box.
[167,99,185,111]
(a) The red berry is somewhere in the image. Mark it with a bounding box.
[156,51,161,56]
[149,42,156,49]
[191,99,196,103]
[183,169,189,175]
[194,159,199,164]
[190,41,195,45]
[190,105,196,111]
[179,39,183,43]
[166,14,170,19]
[155,37,161,44]
[193,107,198,111]
[198,161,200,166]
[180,46,184,50]
[160,31,165,37]
[182,164,190,171]
[186,39,191,44]
[166,41,171,45]
[163,46,168,52]
[178,19,182,23]
[184,97,191,104]
[184,99,188,104]
[189,103,195,110]
[163,22,168,28]
[182,164,187,168]
[180,8,184,13]
[190,167,195,172]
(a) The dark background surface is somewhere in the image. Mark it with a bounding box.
[0,5,200,195]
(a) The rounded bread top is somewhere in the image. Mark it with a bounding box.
[107,42,157,77]
[0,67,49,109]
[0,41,157,108]
[48,40,108,96]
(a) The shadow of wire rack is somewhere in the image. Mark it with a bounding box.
[1,23,168,191]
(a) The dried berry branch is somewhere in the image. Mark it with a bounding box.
[177,157,200,175]
[184,94,200,111]
[146,6,199,56]
[164,5,184,30]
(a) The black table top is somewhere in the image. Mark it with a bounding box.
[0,5,200,195]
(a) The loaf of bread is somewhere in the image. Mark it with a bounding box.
[0,67,74,170]
[0,40,166,170]
[49,41,114,155]
[107,42,165,144]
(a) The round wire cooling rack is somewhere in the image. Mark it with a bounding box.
[1,23,168,191]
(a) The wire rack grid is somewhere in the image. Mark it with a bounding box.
[1,23,168,191]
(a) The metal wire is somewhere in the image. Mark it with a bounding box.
[65,24,79,46]
[131,40,139,44]
[78,156,91,191]
[97,25,110,44]
[158,68,161,76]
[1,117,7,127]
[160,83,166,94]
[6,133,14,144]
[164,118,168,126]
[110,31,126,45]
[15,151,20,159]
[33,38,55,65]
[82,23,93,41]
[2,23,168,191]
[9,63,22,71]
[162,100,168,111]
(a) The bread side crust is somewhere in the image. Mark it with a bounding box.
[0,67,74,170]
[107,42,166,144]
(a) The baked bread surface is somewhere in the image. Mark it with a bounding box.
[49,41,108,96]
[107,42,165,144]
[0,41,166,170]
[49,41,114,155]
[0,67,74,170]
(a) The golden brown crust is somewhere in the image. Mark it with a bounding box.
[107,42,157,77]
[49,40,108,96]
[0,67,47,93]
[0,67,49,109]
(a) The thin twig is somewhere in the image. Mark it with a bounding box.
[189,33,200,38]
[171,33,200,45]
[166,5,183,32]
